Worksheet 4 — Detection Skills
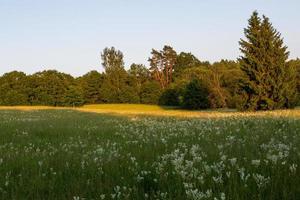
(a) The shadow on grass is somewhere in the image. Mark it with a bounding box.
[158,105,238,112]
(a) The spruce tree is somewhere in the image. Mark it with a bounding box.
[239,11,297,110]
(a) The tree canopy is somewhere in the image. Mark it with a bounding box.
[0,11,299,110]
[239,11,297,110]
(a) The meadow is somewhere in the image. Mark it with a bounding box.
[0,106,300,199]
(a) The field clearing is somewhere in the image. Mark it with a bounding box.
[1,104,300,118]
[0,107,300,199]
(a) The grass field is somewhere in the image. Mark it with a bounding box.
[0,106,300,199]
[1,104,300,118]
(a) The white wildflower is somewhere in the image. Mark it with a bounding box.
[229,158,237,166]
[289,164,297,174]
[220,192,226,200]
[253,173,270,189]
[251,159,260,167]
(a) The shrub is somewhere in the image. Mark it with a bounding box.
[159,89,180,106]
[183,79,210,110]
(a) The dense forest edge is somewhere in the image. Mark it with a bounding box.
[1,11,299,111]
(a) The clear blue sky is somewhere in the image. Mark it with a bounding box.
[0,0,299,77]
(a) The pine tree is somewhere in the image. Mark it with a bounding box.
[239,11,297,110]
[148,45,177,89]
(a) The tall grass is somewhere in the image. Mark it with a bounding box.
[0,109,299,199]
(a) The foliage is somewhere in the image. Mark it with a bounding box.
[158,88,180,106]
[29,70,75,106]
[63,85,85,107]
[173,52,209,78]
[0,71,28,105]
[172,60,244,109]
[183,79,210,109]
[118,85,140,104]
[127,64,150,102]
[239,11,297,110]
[101,47,124,73]
[210,60,246,108]
[101,47,128,103]
[149,45,177,89]
[0,11,298,111]
[140,81,162,104]
[78,71,104,104]
[288,59,300,105]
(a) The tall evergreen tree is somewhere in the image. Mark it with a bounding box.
[239,11,297,110]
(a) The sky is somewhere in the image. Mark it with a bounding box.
[0,0,299,77]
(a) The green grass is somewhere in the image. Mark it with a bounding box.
[0,109,300,199]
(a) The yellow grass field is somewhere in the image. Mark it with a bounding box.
[0,104,300,118]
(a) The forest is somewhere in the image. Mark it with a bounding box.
[0,11,299,111]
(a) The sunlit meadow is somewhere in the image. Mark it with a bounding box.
[0,108,300,199]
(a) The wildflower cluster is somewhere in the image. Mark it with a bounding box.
[0,110,299,199]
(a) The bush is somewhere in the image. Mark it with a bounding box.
[183,79,210,110]
[158,89,180,106]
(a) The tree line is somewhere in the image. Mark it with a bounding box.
[0,11,299,110]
